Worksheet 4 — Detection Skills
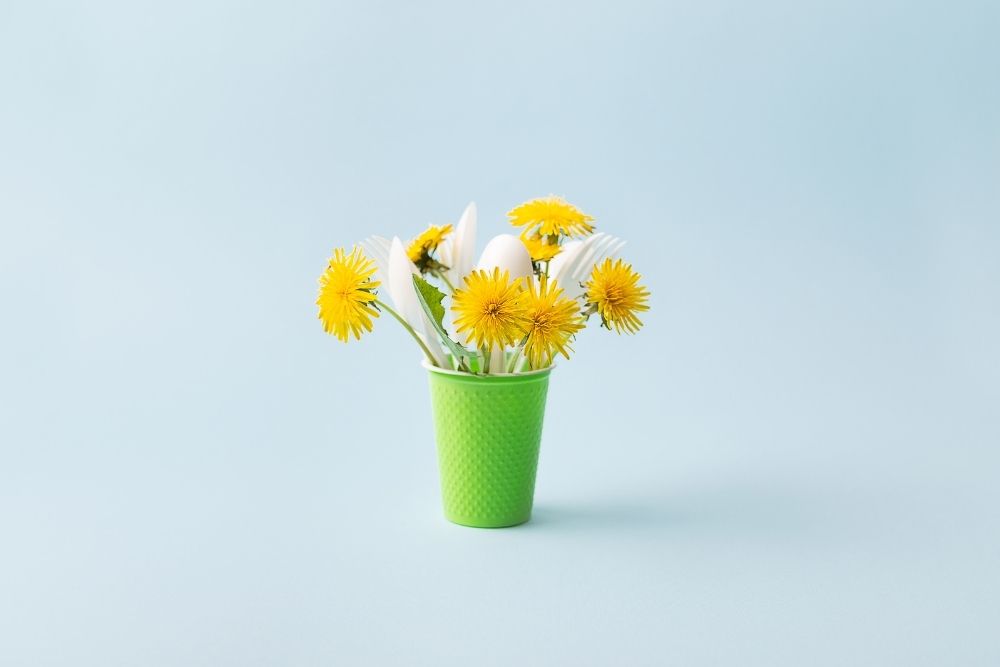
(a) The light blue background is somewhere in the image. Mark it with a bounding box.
[2,1,998,664]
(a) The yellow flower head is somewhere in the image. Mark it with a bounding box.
[407,224,453,264]
[451,268,529,350]
[316,246,381,342]
[584,258,650,334]
[508,196,595,238]
[523,275,584,369]
[520,231,562,262]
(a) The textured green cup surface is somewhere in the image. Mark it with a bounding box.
[426,364,551,528]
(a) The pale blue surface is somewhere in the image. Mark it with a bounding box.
[2,1,999,664]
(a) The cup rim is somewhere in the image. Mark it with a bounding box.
[421,358,554,378]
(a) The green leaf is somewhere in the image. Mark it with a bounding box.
[412,274,446,329]
[412,274,473,368]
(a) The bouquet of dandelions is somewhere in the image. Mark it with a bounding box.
[315,196,650,528]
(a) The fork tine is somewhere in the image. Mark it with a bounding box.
[572,234,613,282]
[372,236,391,265]
[361,235,392,283]
[580,234,625,282]
[575,233,607,273]
[552,237,588,285]
[600,238,626,263]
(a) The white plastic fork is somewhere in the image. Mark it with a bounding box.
[360,235,392,285]
[551,232,624,300]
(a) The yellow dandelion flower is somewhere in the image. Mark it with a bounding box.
[523,275,584,369]
[508,195,595,238]
[316,246,380,342]
[520,231,562,262]
[584,258,650,334]
[451,268,529,350]
[407,224,453,264]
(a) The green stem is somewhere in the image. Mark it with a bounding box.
[507,336,528,373]
[375,298,438,367]
[481,346,491,374]
[434,270,457,294]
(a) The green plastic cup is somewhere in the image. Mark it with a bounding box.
[425,361,552,528]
